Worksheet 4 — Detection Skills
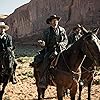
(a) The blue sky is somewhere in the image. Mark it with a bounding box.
[0,0,31,15]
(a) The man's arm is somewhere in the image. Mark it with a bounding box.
[7,35,13,49]
[6,35,15,57]
[59,27,68,47]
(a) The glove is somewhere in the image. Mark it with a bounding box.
[38,40,45,47]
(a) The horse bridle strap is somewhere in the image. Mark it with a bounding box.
[81,66,95,74]
[84,39,98,66]
[61,53,84,75]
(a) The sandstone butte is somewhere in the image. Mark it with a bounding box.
[2,0,100,44]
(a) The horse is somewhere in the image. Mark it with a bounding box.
[32,30,100,100]
[78,32,100,100]
[0,51,14,99]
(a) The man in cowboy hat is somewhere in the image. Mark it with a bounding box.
[32,15,68,88]
[0,21,17,84]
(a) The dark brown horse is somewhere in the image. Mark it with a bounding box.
[78,29,100,100]
[0,51,14,100]
[33,30,100,100]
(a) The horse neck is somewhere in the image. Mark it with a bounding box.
[83,33,100,66]
[58,48,85,73]
[82,58,95,72]
[69,51,85,72]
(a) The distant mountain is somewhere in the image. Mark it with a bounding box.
[4,0,100,44]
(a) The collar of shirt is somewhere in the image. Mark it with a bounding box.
[0,32,6,39]
[51,26,59,35]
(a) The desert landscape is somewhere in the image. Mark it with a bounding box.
[0,0,100,100]
[2,55,100,100]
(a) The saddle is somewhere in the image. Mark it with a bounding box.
[50,52,61,68]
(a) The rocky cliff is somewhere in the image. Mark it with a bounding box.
[5,0,100,43]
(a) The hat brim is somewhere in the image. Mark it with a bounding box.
[0,25,9,31]
[46,17,61,24]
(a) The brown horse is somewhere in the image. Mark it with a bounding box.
[0,51,14,100]
[33,30,100,100]
[78,29,100,100]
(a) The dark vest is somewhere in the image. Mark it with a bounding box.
[0,34,10,52]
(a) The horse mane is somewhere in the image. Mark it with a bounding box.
[65,32,99,54]
[63,34,85,54]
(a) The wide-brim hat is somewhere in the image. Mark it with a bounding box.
[46,15,61,24]
[0,22,9,31]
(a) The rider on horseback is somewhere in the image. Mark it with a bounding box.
[0,22,17,84]
[32,15,68,88]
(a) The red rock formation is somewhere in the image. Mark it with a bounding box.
[5,0,100,43]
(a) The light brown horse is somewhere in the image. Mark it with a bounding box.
[33,30,100,100]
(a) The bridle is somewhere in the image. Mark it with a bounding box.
[82,33,99,66]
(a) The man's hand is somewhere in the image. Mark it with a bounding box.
[58,42,64,47]
[38,40,45,47]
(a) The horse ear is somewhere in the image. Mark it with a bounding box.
[92,28,99,35]
[77,24,81,28]
[77,24,88,34]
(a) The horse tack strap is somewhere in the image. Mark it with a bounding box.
[79,55,86,68]
[49,75,57,86]
[71,55,87,76]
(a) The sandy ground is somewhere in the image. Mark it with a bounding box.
[2,57,100,100]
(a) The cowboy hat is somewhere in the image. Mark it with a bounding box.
[46,15,61,24]
[0,22,9,30]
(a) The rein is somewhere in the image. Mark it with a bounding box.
[80,34,99,74]
[83,36,98,66]
[61,52,86,75]
[81,65,96,74]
